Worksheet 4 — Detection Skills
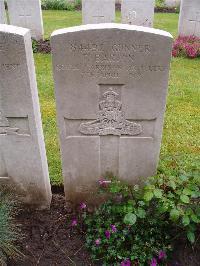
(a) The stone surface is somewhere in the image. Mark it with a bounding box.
[0,0,7,24]
[82,0,115,24]
[7,0,44,40]
[165,0,181,8]
[51,24,173,203]
[121,0,155,27]
[0,24,51,209]
[178,0,200,37]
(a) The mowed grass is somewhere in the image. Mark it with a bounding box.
[43,10,178,38]
[36,11,200,185]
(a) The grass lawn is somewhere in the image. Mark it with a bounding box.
[43,10,179,38]
[36,11,200,185]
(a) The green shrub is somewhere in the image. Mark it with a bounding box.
[155,0,165,8]
[41,0,81,10]
[144,171,200,244]
[0,186,22,264]
[80,170,199,265]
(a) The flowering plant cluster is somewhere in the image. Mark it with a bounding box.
[172,36,200,58]
[82,178,173,265]
[69,168,199,265]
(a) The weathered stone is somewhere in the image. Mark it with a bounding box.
[51,24,173,203]
[165,0,181,8]
[0,0,7,24]
[178,0,200,37]
[0,25,51,209]
[82,0,115,24]
[7,0,44,40]
[121,0,155,27]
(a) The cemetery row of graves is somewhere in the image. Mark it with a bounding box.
[0,0,199,265]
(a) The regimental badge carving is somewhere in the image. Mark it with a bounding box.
[127,10,137,24]
[79,89,142,136]
[0,111,19,135]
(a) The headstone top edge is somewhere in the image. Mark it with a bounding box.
[0,24,30,36]
[51,23,173,39]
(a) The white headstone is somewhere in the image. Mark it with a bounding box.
[0,25,51,209]
[0,0,7,24]
[179,0,200,37]
[121,0,155,27]
[51,24,173,203]
[82,0,115,24]
[7,0,44,40]
[165,0,181,8]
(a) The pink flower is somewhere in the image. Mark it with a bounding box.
[172,49,178,57]
[185,44,198,58]
[150,258,157,266]
[105,230,111,239]
[110,224,117,233]
[158,250,166,260]
[71,219,77,226]
[80,202,87,210]
[95,238,101,245]
[121,259,131,266]
[98,179,111,187]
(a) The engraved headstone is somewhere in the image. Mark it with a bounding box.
[0,0,7,24]
[82,0,115,24]
[121,0,155,27]
[51,24,173,203]
[179,0,200,37]
[7,0,44,40]
[0,25,51,209]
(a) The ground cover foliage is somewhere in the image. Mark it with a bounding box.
[41,0,81,10]
[0,186,22,265]
[172,36,200,58]
[79,169,200,265]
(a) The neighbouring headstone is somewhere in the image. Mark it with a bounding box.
[165,0,181,8]
[82,0,115,24]
[121,0,155,27]
[7,0,44,40]
[179,0,200,37]
[0,0,7,24]
[0,24,51,209]
[51,24,173,203]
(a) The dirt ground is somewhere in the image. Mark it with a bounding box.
[8,193,94,266]
[8,192,200,266]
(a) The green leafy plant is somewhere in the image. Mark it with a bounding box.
[143,170,200,244]
[82,179,173,265]
[41,0,81,11]
[32,39,38,53]
[0,186,23,264]
[79,168,199,265]
[155,0,165,8]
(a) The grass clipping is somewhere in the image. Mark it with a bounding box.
[0,185,24,264]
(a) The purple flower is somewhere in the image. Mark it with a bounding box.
[95,238,101,245]
[110,224,117,233]
[71,219,77,226]
[121,259,131,266]
[150,258,157,266]
[158,250,166,260]
[105,230,111,239]
[80,202,87,210]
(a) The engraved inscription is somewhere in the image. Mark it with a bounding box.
[127,10,137,24]
[189,12,200,35]
[79,89,142,136]
[0,111,19,135]
[56,41,168,80]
